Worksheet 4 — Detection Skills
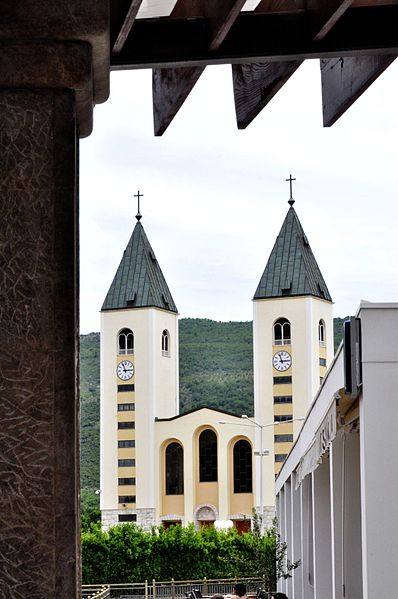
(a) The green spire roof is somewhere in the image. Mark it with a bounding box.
[254,204,332,302]
[102,221,178,313]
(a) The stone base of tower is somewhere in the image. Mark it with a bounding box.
[101,509,136,530]
[136,508,156,530]
[257,506,276,530]
[101,508,157,531]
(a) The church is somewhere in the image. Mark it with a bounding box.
[100,193,334,531]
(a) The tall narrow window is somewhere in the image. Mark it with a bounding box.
[165,442,184,495]
[274,318,291,345]
[162,329,170,356]
[233,440,252,493]
[118,328,134,355]
[318,319,326,345]
[199,429,218,482]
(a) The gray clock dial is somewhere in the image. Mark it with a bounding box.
[117,360,135,380]
[273,350,292,372]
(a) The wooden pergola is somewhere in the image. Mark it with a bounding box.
[110,1,398,134]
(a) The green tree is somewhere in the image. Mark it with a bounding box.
[228,514,299,592]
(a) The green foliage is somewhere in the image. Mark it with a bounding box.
[81,523,110,583]
[81,523,278,586]
[235,514,299,592]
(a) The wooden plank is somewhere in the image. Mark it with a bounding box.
[113,0,144,55]
[111,6,398,69]
[153,66,205,135]
[306,0,353,41]
[352,0,398,5]
[232,61,302,128]
[321,54,396,126]
[255,0,305,12]
[171,0,202,17]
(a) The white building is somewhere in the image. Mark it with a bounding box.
[275,301,398,598]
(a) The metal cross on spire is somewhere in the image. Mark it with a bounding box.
[134,190,143,221]
[285,174,296,206]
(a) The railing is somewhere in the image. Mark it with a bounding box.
[82,577,264,599]
[82,584,110,598]
[273,339,291,346]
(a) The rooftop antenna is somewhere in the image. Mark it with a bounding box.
[285,174,296,206]
[134,189,143,221]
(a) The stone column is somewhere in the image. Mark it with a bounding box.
[0,4,109,597]
[0,88,79,598]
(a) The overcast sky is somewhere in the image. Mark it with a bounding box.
[80,59,398,334]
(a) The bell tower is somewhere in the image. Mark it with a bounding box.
[100,209,178,530]
[253,189,333,519]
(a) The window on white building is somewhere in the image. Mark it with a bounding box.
[118,328,134,355]
[274,318,291,345]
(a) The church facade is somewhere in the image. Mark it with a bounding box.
[100,200,334,531]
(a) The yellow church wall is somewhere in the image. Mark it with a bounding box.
[117,430,135,440]
[230,493,253,516]
[196,482,218,507]
[118,448,136,458]
[273,423,293,434]
[273,404,293,416]
[274,442,292,454]
[272,383,292,396]
[162,494,184,516]
[155,409,255,524]
[117,411,135,421]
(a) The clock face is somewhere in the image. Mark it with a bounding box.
[273,350,292,372]
[117,360,135,380]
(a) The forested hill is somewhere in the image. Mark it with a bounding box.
[80,317,347,510]
[179,319,253,415]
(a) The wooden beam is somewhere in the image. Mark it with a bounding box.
[111,7,398,69]
[306,0,354,41]
[152,1,246,134]
[321,54,396,126]
[153,66,205,135]
[203,0,248,51]
[231,0,350,128]
[112,0,144,55]
[232,61,302,128]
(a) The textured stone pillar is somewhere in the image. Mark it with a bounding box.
[0,89,79,598]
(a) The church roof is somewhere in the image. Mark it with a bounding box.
[102,220,178,313]
[254,203,332,302]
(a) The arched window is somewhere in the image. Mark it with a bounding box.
[118,328,134,355]
[274,318,291,345]
[318,319,326,345]
[199,429,217,482]
[233,440,252,493]
[162,329,170,356]
[165,442,184,495]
